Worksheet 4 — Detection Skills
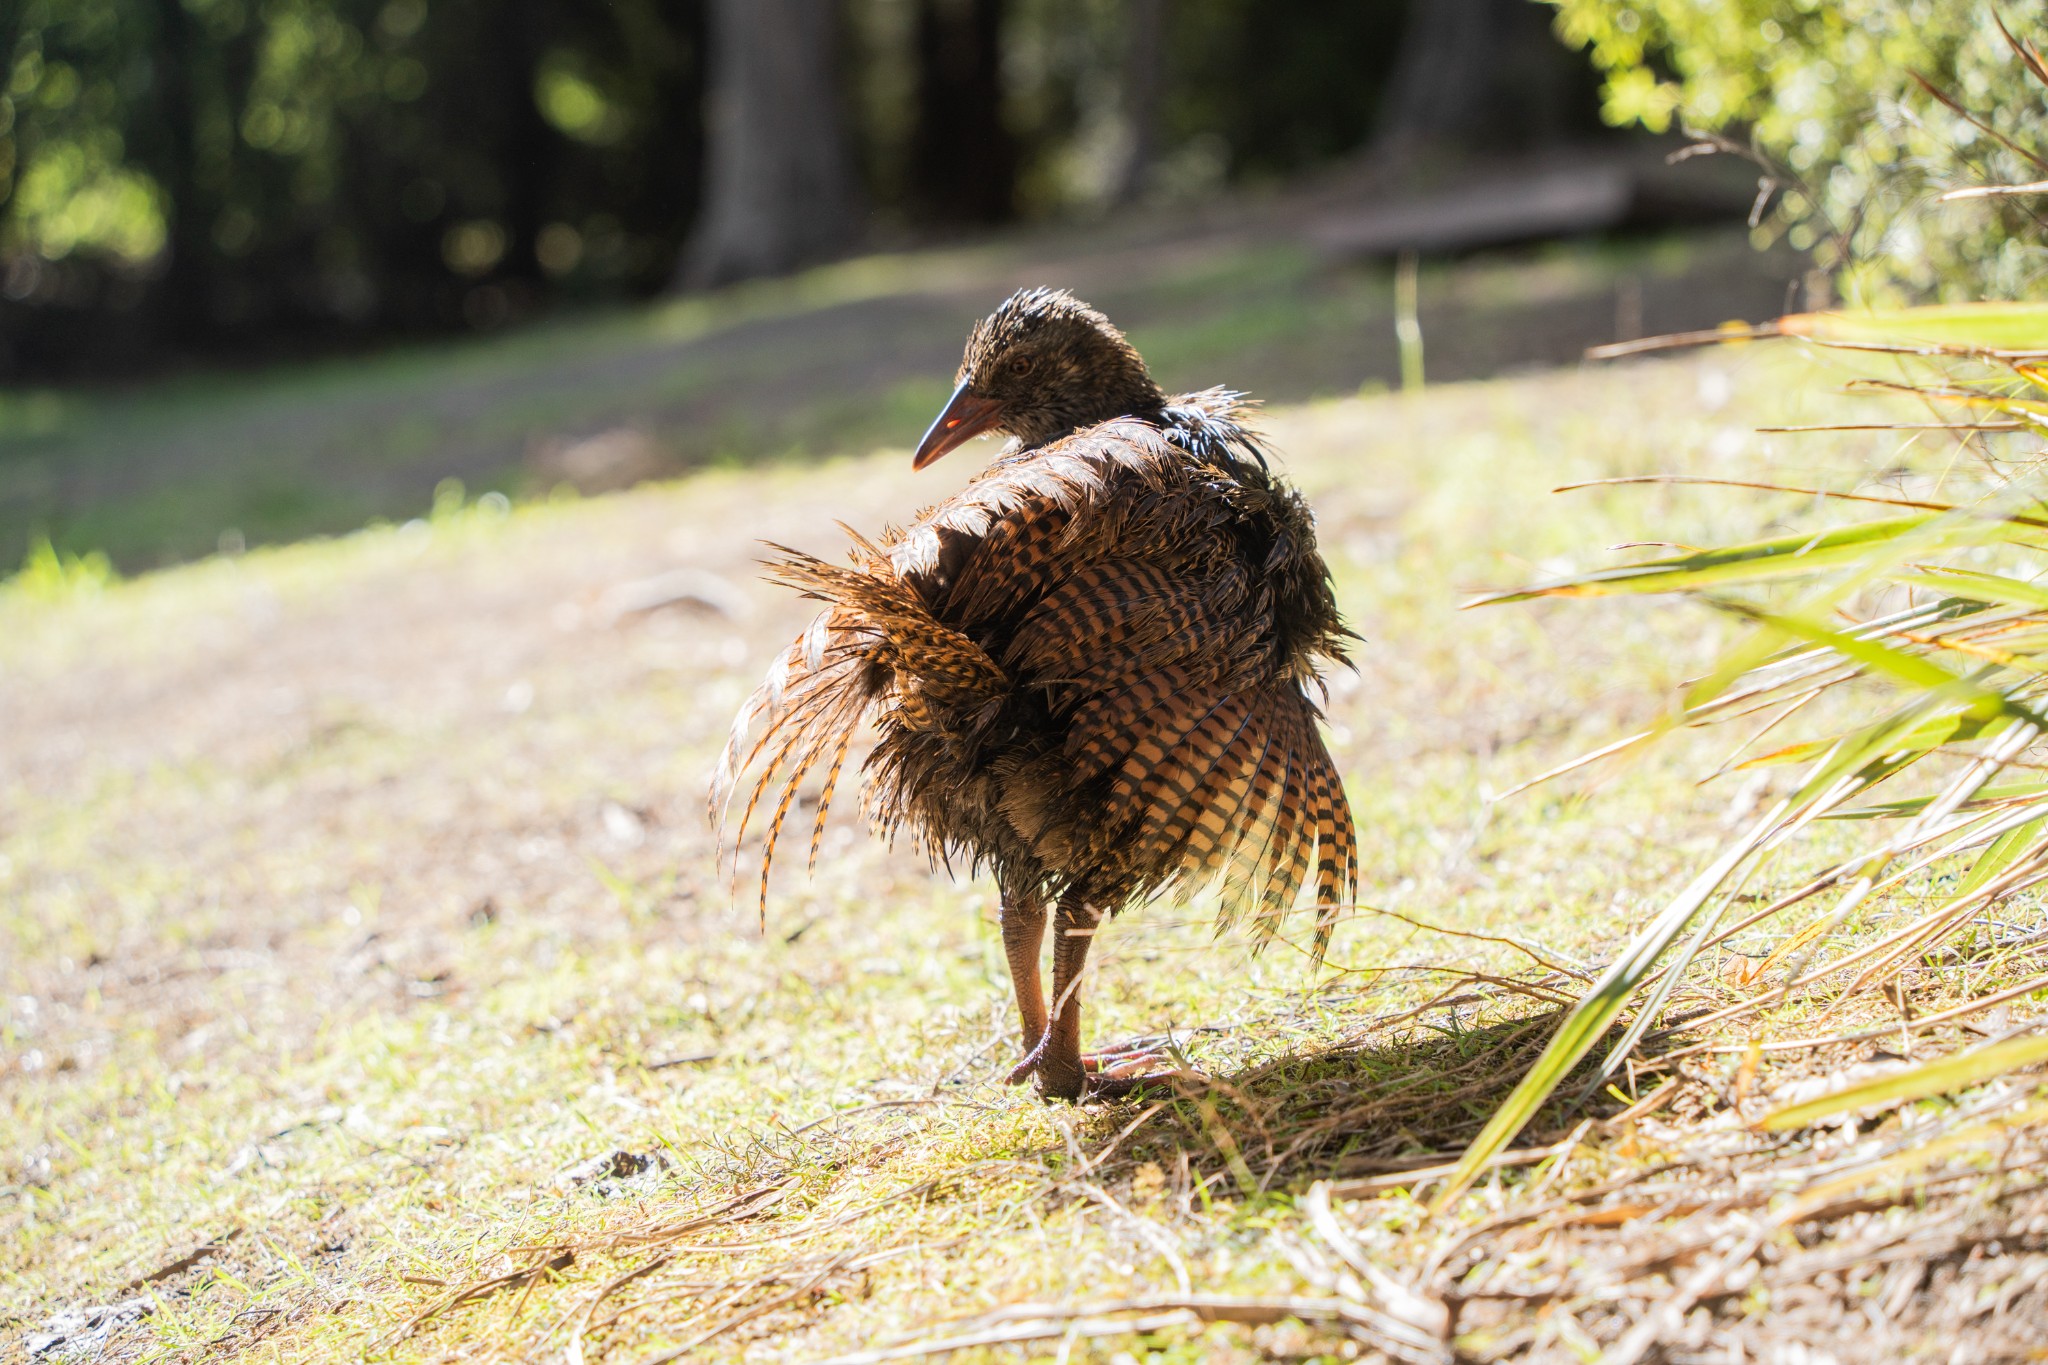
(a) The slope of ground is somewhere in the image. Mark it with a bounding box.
[0,216,1799,574]
[7,344,2048,1362]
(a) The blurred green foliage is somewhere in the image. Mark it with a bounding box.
[2,0,709,368]
[1,1,1600,376]
[1547,0,2048,302]
[2,1,166,265]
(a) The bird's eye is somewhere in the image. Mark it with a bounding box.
[1008,354,1034,376]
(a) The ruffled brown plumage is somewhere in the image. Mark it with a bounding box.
[712,289,1355,1099]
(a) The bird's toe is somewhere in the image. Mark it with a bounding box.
[1083,1049,1166,1078]
[1004,1028,1053,1086]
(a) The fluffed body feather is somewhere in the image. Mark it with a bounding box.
[713,387,1357,955]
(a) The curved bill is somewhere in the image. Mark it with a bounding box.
[912,382,1005,470]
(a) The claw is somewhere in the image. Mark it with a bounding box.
[1005,1026,1053,1085]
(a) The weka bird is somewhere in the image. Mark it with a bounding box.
[714,288,1356,1100]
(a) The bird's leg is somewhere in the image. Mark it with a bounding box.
[1034,890,1100,1101]
[1004,890,1165,1098]
[998,889,1048,1054]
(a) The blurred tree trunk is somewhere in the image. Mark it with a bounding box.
[909,0,1013,224]
[139,0,270,346]
[1376,0,1596,156]
[681,0,863,287]
[490,0,554,288]
[1112,0,1166,204]
[148,0,214,350]
[643,1,713,284]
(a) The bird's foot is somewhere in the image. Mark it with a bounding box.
[1005,1034,1171,1101]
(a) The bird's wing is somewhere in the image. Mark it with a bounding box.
[710,534,1008,925]
[715,415,1355,953]
[917,422,1356,956]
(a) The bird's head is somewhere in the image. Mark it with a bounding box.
[912,288,1165,469]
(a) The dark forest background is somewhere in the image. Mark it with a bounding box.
[0,0,1609,380]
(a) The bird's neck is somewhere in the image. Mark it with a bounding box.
[1091,384,1168,432]
[1024,377,1167,448]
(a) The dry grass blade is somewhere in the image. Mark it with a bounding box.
[635,1250,858,1365]
[1329,1135,1598,1198]
[1551,474,1990,520]
[811,1311,1205,1364]
[1910,69,2048,174]
[1756,421,2028,432]
[1942,179,2048,201]
[1584,323,1782,360]
[1428,789,1808,1212]
[566,1255,673,1365]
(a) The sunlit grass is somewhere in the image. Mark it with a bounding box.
[11,339,2045,1360]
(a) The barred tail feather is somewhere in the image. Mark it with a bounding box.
[714,540,1011,924]
[1103,686,1234,831]
[1215,711,1284,921]
[732,686,842,916]
[1253,726,1310,937]
[1303,744,1357,963]
[1135,694,1256,883]
[806,725,856,877]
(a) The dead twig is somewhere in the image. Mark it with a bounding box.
[372,1250,574,1350]
[813,1292,1451,1365]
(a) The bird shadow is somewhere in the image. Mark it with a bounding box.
[1059,1006,1662,1199]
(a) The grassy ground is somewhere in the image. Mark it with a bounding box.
[0,221,1799,574]
[13,313,2048,1362]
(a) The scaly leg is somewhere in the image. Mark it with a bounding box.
[998,887,1048,1052]
[1004,890,1167,1099]
[1036,890,1101,1100]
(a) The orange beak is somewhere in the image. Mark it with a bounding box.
[912,382,1005,470]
